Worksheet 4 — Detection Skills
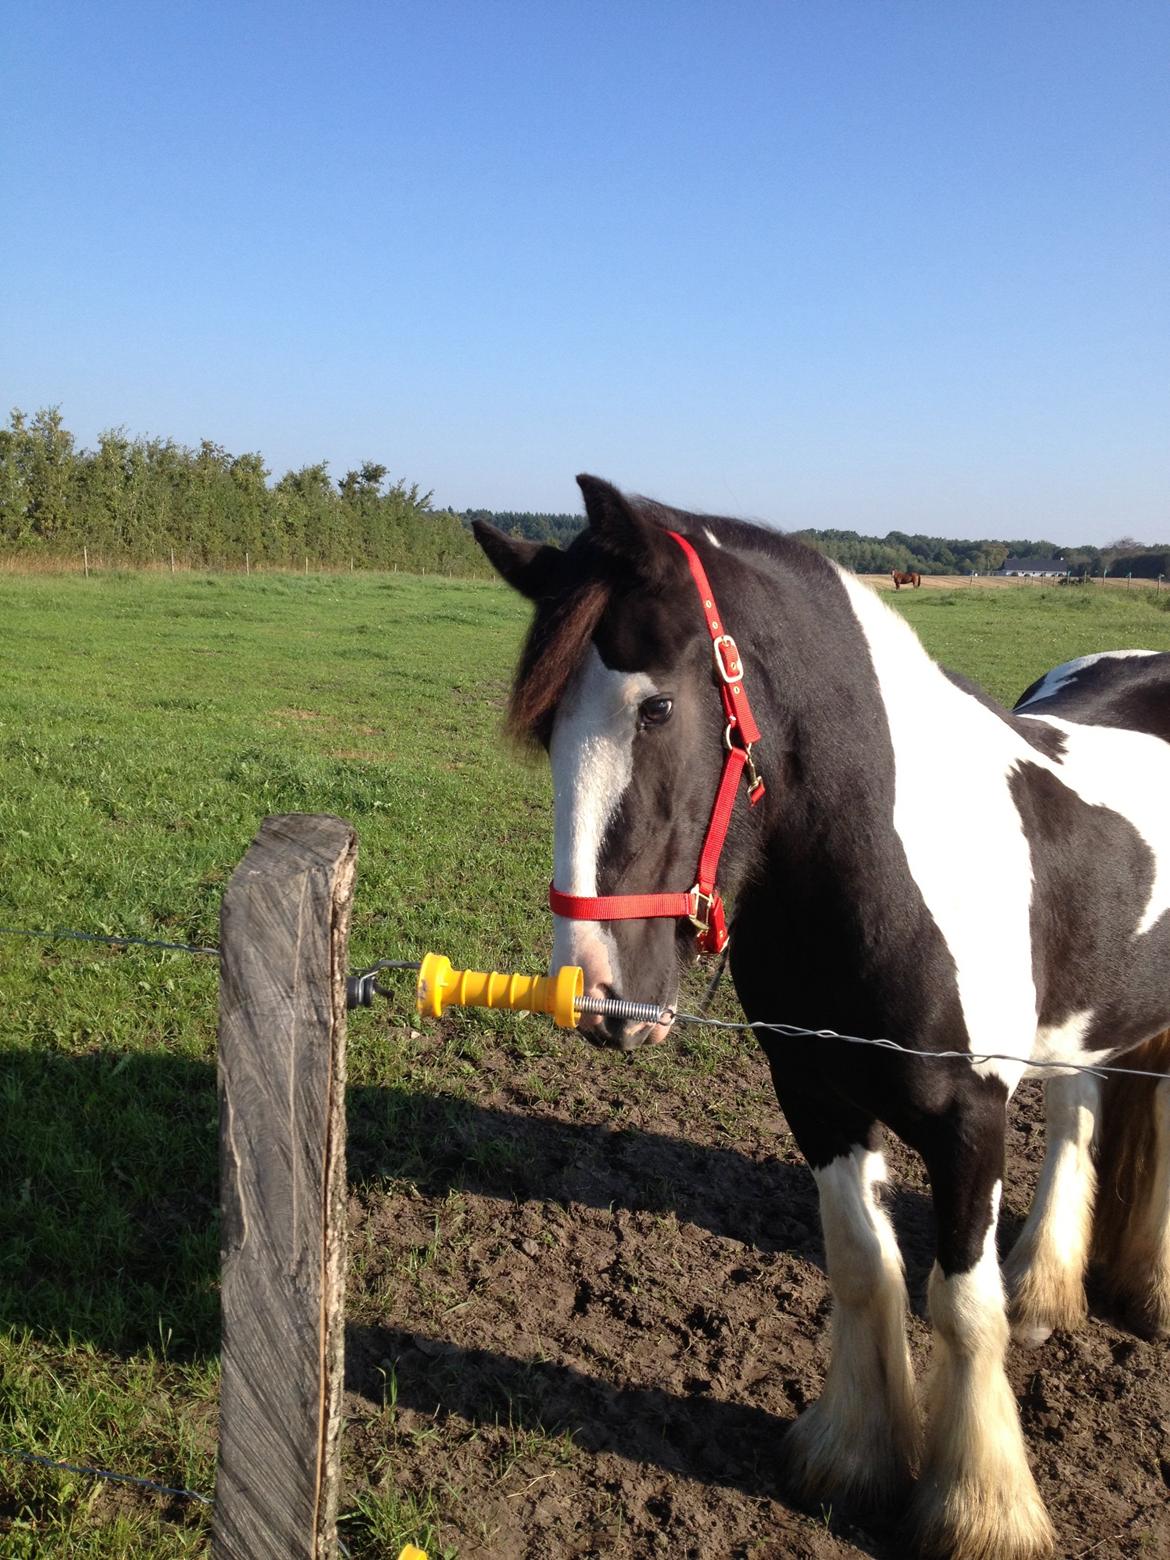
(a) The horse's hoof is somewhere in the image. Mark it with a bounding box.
[780,1406,914,1524]
[1003,1252,1088,1342]
[1010,1320,1053,1350]
[905,1475,1055,1560]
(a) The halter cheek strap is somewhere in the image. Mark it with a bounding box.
[547,528,765,956]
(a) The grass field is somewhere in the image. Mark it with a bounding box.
[3,570,1170,1557]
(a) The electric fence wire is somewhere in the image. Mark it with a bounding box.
[0,1447,354,1555]
[0,925,219,956]
[3,923,1170,1082]
[3,919,1169,1536]
[669,1012,1170,1083]
[1,1446,212,1505]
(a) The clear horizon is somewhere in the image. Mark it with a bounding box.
[4,1,1167,547]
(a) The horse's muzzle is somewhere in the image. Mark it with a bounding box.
[586,1011,674,1052]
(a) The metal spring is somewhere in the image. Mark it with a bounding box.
[576,994,670,1025]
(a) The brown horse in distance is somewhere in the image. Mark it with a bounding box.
[892,569,922,589]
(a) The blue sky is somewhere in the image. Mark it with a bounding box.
[4,1,1168,542]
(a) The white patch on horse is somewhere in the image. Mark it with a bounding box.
[1015,648,1160,709]
[1028,714,1170,937]
[548,646,656,995]
[702,527,723,549]
[837,569,1170,1080]
[835,568,1038,1089]
[1031,1008,1096,1073]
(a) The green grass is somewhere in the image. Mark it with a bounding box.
[0,569,547,1556]
[3,569,1170,1555]
[885,581,1170,706]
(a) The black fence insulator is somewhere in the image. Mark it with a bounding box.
[345,959,420,1010]
[346,971,377,1009]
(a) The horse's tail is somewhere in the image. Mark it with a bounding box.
[1091,1028,1170,1335]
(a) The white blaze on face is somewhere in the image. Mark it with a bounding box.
[548,646,656,1003]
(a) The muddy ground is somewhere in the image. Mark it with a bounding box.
[343,1019,1169,1560]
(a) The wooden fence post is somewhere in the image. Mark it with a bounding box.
[214,813,357,1560]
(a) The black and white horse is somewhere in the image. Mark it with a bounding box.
[474,477,1170,1560]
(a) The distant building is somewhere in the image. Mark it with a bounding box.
[997,557,1067,578]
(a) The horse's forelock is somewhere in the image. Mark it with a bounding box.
[505,498,718,744]
[507,576,612,743]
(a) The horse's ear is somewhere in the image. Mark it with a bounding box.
[576,474,667,564]
[472,521,565,600]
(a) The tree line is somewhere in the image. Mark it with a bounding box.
[1,407,488,574]
[6,409,1164,581]
[465,510,1170,579]
[459,509,584,548]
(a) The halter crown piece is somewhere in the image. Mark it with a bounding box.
[548,529,766,955]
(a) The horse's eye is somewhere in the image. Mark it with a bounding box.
[639,695,674,727]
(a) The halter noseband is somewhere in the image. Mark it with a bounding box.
[547,529,766,955]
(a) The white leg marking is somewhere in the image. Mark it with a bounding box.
[1004,1074,1099,1342]
[548,646,655,1005]
[912,1184,1055,1560]
[784,1148,919,1511]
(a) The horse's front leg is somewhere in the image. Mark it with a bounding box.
[909,1077,1055,1560]
[769,1078,920,1519]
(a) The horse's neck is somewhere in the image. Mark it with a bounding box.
[748,560,1029,888]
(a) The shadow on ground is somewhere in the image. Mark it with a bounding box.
[2,1051,930,1350]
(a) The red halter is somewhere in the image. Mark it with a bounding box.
[547,529,766,955]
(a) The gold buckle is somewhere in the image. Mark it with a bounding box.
[712,634,743,685]
[687,885,713,932]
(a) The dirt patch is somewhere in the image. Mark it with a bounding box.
[343,1031,1170,1559]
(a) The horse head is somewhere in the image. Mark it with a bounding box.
[474,476,767,1050]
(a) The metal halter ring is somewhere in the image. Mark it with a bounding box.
[723,723,763,795]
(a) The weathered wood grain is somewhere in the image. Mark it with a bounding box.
[213,813,356,1560]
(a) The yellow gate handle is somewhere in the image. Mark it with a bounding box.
[416,951,584,1030]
